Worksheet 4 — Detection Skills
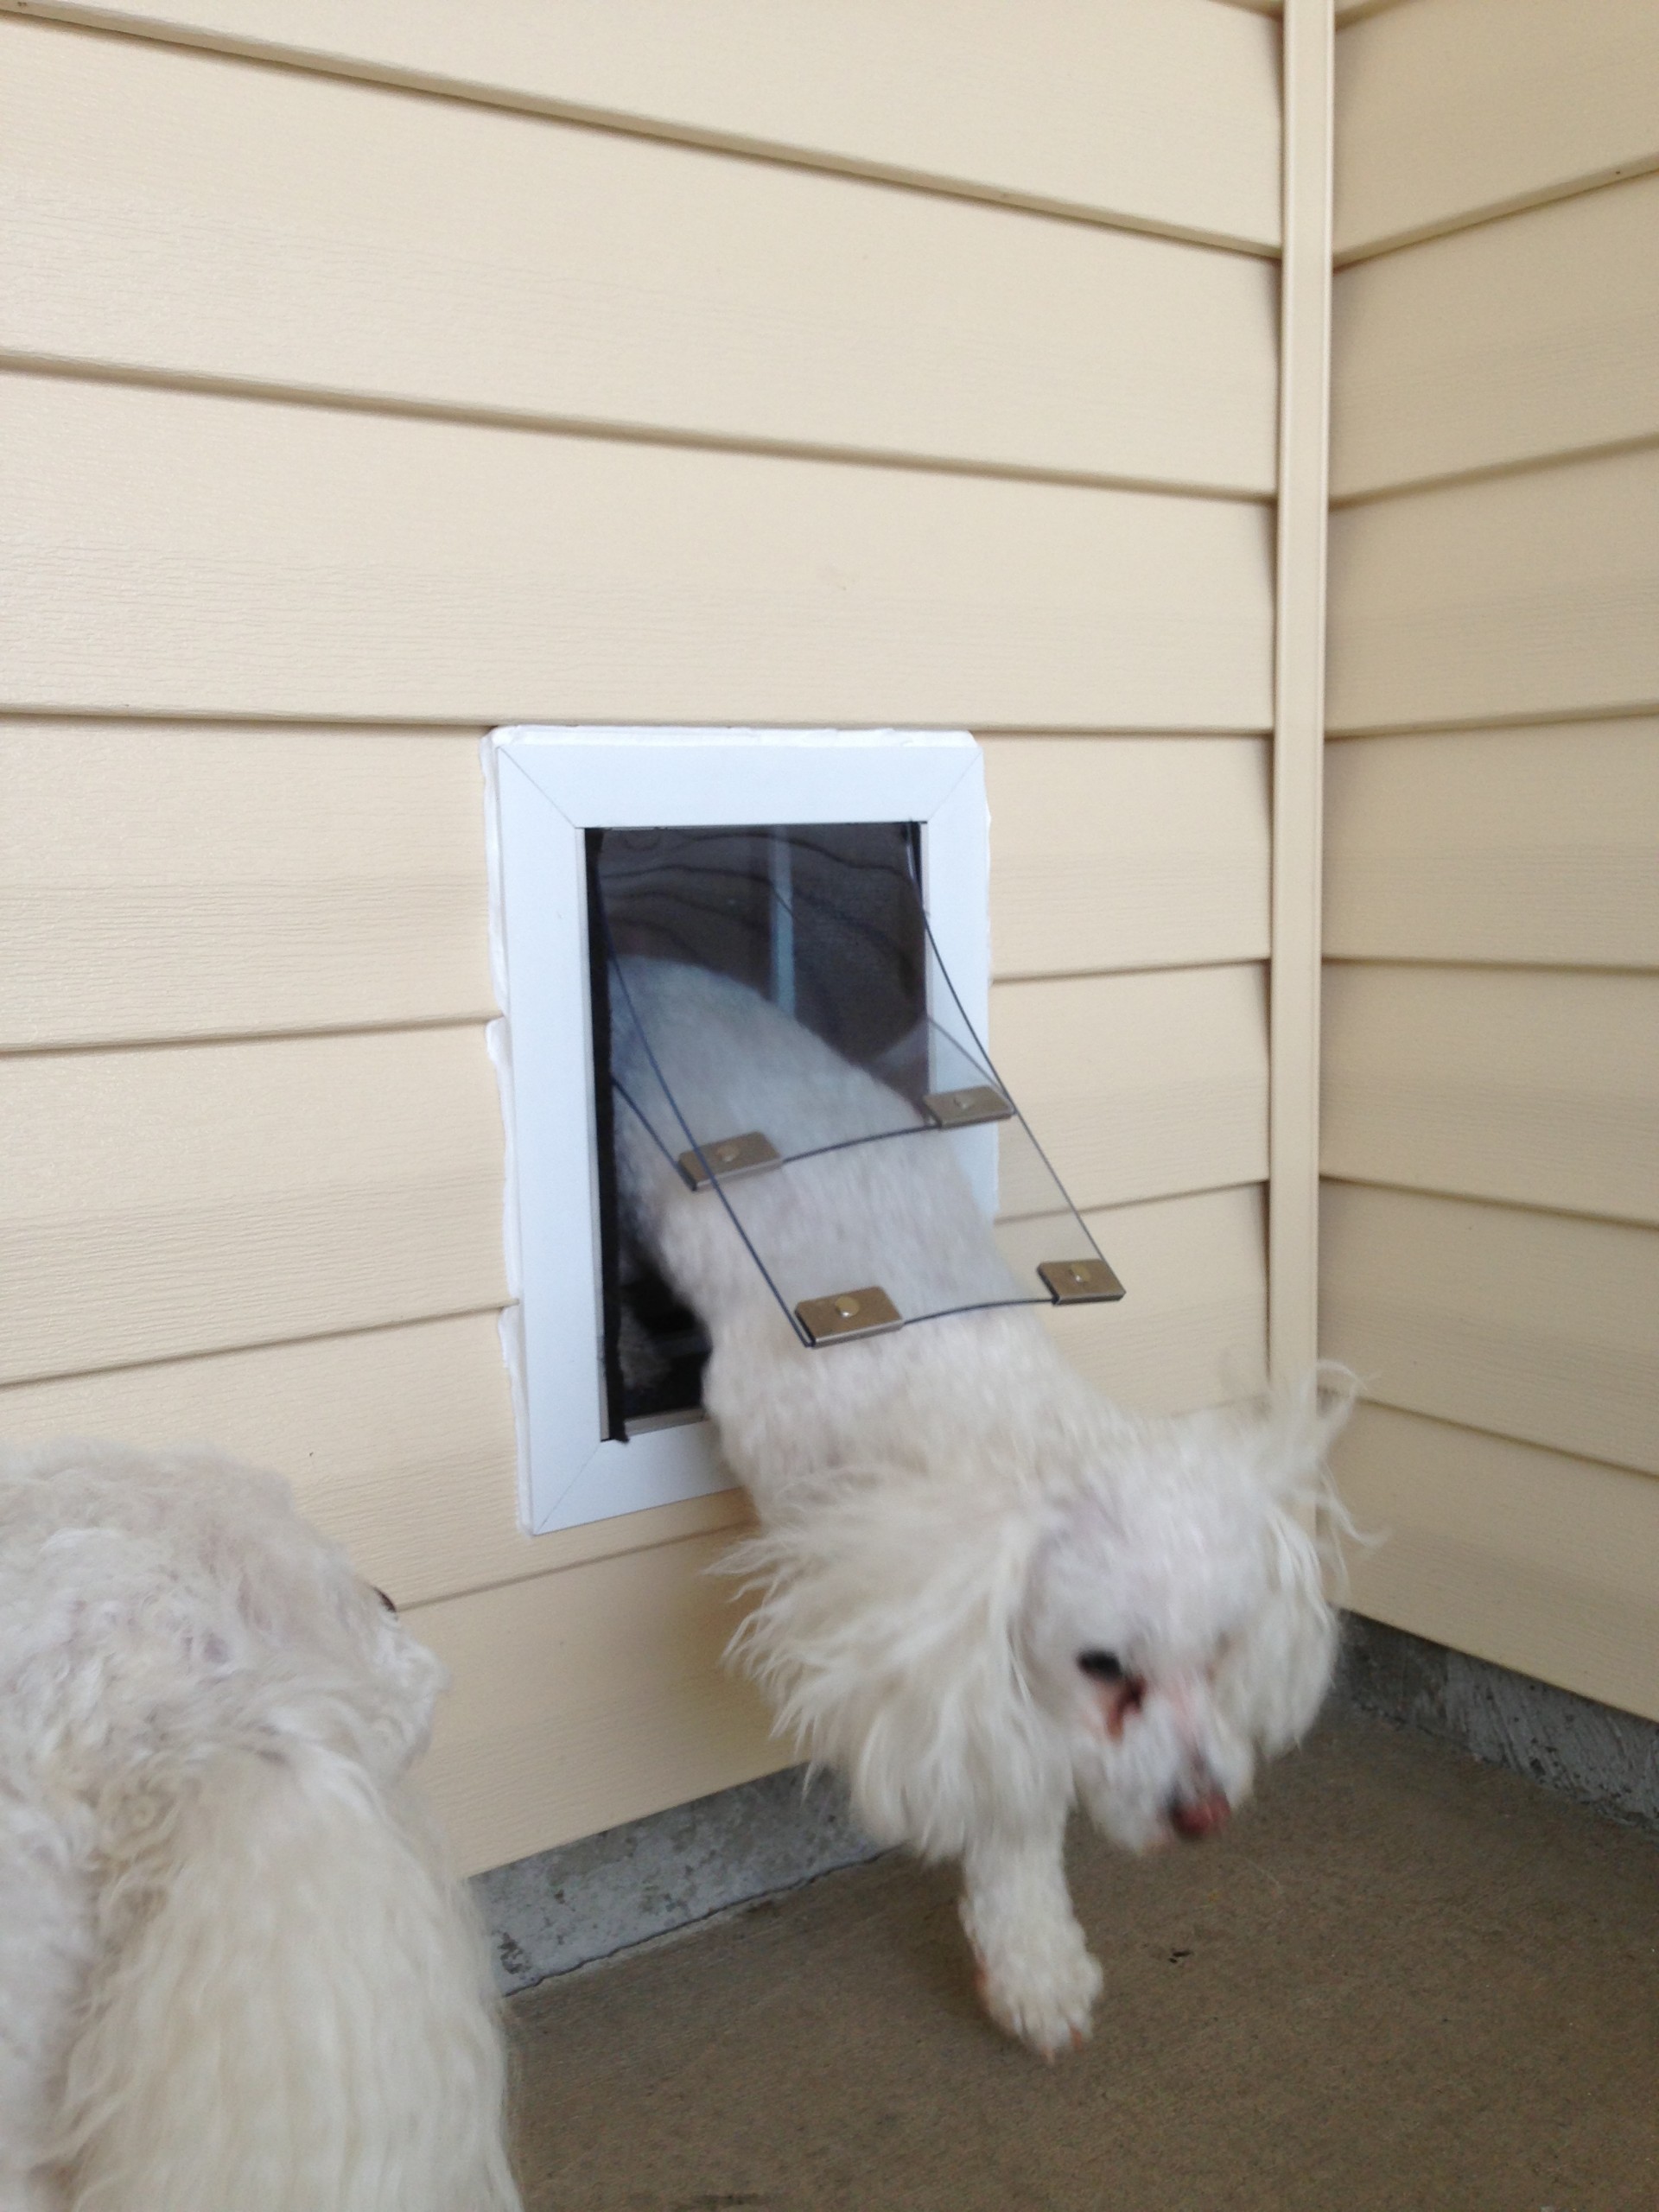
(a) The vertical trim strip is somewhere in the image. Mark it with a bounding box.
[1269,0,1334,1383]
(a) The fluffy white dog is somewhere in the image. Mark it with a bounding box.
[614,957,1351,2058]
[0,1440,519,2212]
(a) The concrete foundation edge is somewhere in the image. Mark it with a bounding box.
[473,1764,884,1996]
[1338,1613,1659,1836]
[474,1613,1658,1997]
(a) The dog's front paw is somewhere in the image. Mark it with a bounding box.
[969,1920,1103,2058]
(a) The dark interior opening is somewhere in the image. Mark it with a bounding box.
[588,821,924,1432]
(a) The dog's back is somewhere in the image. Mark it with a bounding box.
[0,1440,518,2212]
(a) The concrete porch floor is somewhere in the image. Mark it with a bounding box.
[506,1709,1659,2211]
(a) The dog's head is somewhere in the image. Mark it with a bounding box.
[725,1365,1352,1863]
[1019,1373,1353,1853]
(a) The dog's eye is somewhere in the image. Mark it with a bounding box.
[1077,1649,1125,1682]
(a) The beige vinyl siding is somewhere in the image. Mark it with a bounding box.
[984,737,1270,980]
[1322,967,1659,1223]
[0,1315,746,1611]
[3,373,1274,731]
[994,967,1268,1212]
[1338,1405,1659,1726]
[1323,720,1659,968]
[0,726,495,1050]
[1321,1185,1659,1478]
[1332,174,1659,498]
[1325,448,1659,735]
[407,1537,780,1878]
[1053,1186,1267,1412]
[1,20,1278,496]
[1324,0,1659,1719]
[1334,0,1659,261]
[0,0,1281,251]
[0,1028,509,1386]
[0,11,1285,1871]
[0,978,1264,1389]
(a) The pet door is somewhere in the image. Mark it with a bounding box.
[486,728,1122,1536]
[591,824,1120,1433]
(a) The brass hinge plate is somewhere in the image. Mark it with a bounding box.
[1039,1257,1126,1305]
[677,1130,781,1190]
[795,1285,903,1344]
[923,1084,1013,1129]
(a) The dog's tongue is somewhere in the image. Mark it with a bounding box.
[1169,1791,1230,1840]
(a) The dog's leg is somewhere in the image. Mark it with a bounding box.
[960,1810,1103,2058]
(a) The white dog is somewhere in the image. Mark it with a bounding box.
[0,1440,519,2212]
[613,957,1350,2058]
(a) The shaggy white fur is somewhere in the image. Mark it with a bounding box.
[614,957,1351,2057]
[0,1440,519,2212]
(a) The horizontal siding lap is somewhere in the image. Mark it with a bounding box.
[1332,172,1659,499]
[1048,1185,1266,1414]
[0,1313,749,1606]
[0,984,1263,1386]
[410,1533,782,1874]
[1326,447,1659,733]
[0,726,1274,1050]
[0,18,1279,494]
[1337,1402,1659,1725]
[1320,1183,1659,1477]
[1335,0,1659,259]
[1322,720,1659,968]
[0,1027,507,1385]
[984,735,1270,978]
[992,964,1268,1212]
[0,0,1281,249]
[1321,966,1659,1225]
[0,724,494,1049]
[0,372,1274,728]
[0,1178,1262,1607]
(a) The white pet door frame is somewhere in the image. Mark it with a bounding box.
[485,726,990,1535]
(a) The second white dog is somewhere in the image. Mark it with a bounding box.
[0,1440,519,2212]
[613,957,1350,2057]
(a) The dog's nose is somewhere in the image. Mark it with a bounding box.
[1167,1789,1230,1841]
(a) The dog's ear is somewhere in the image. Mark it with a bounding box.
[1244,1361,1358,1515]
[1216,1367,1359,1757]
[1220,1500,1339,1757]
[720,1472,1057,1859]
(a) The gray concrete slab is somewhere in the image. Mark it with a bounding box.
[505,1707,1659,2212]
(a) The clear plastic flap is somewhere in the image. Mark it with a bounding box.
[597,824,1122,1346]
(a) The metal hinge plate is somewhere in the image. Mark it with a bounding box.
[1039,1257,1126,1305]
[677,1130,781,1189]
[795,1285,903,1344]
[922,1084,1014,1129]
